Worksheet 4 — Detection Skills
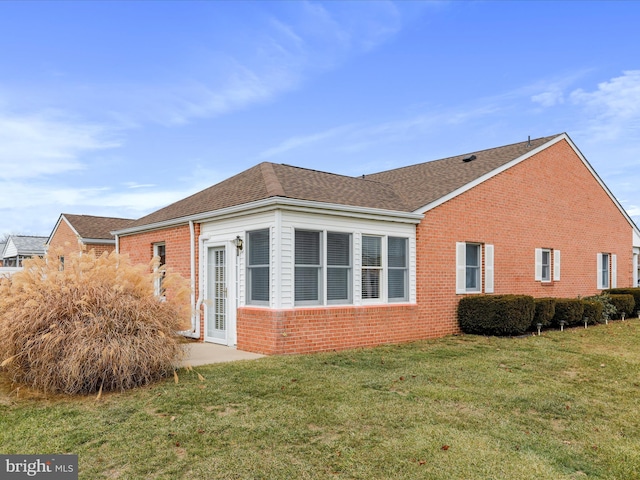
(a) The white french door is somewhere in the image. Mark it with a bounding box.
[205,246,228,344]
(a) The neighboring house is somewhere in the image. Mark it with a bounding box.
[2,235,47,267]
[0,243,4,267]
[114,133,640,355]
[47,213,133,257]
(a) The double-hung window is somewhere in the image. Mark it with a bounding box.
[597,252,616,289]
[327,232,352,304]
[465,243,481,291]
[295,230,352,305]
[535,248,561,283]
[360,235,409,302]
[247,229,270,304]
[456,242,494,294]
[388,237,408,301]
[361,235,382,299]
[295,230,322,304]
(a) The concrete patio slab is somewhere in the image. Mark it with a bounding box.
[180,342,264,367]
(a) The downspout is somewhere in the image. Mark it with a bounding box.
[181,220,200,339]
[114,234,119,254]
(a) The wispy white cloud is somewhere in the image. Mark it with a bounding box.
[0,110,120,179]
[116,2,405,127]
[259,124,357,159]
[531,89,565,108]
[570,70,640,141]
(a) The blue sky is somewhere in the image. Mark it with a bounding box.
[1,1,639,237]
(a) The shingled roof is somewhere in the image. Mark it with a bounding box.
[366,134,562,211]
[4,236,47,257]
[127,162,411,228]
[123,134,563,230]
[61,214,134,241]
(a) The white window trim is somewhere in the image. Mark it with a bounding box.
[535,248,561,283]
[388,236,409,302]
[293,230,353,306]
[361,235,383,303]
[456,242,493,294]
[597,252,616,290]
[246,229,270,306]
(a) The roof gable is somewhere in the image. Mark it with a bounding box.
[61,214,133,241]
[366,134,562,212]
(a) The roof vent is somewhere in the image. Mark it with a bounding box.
[462,155,477,163]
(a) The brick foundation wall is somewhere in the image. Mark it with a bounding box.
[415,138,633,334]
[237,304,420,355]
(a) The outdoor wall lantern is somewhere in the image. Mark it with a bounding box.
[536,322,542,336]
[232,236,244,255]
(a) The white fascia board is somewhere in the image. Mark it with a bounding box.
[114,197,423,236]
[82,238,116,245]
[415,132,640,239]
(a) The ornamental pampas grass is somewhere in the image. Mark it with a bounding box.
[0,249,190,395]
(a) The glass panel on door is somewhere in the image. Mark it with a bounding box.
[207,246,226,341]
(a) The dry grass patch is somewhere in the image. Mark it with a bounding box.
[0,249,190,395]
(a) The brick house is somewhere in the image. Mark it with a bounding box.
[47,213,133,258]
[114,133,640,354]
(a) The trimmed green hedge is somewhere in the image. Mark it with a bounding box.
[582,300,604,325]
[533,298,556,329]
[458,295,535,336]
[605,288,640,312]
[609,294,635,319]
[552,298,584,327]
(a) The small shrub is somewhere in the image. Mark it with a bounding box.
[0,250,191,395]
[609,294,635,319]
[605,288,640,313]
[458,295,534,336]
[584,292,616,323]
[582,300,604,325]
[532,298,556,330]
[552,298,584,327]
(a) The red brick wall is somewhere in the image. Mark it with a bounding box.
[118,224,197,278]
[415,138,633,335]
[237,304,420,355]
[118,223,200,321]
[48,219,116,256]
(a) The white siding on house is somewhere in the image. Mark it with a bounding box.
[199,207,417,315]
[3,239,17,258]
[280,210,416,308]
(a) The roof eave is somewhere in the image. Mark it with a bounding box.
[82,238,116,245]
[114,197,423,236]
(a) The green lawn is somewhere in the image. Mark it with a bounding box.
[2,320,640,479]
